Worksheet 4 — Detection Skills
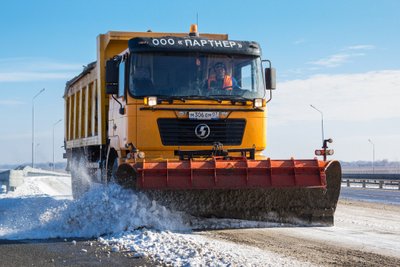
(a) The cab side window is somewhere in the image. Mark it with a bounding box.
[118,60,126,97]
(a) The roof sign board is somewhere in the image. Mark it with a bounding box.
[128,37,261,56]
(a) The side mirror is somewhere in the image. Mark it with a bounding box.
[105,57,120,94]
[265,67,276,90]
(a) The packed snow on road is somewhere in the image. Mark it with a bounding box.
[1,167,400,266]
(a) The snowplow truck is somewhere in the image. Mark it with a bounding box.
[64,25,341,225]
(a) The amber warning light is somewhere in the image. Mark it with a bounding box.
[189,24,199,37]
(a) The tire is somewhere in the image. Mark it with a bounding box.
[106,149,118,183]
[108,156,118,183]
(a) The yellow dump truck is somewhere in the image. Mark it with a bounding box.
[64,25,341,224]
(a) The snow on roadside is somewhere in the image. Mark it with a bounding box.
[3,175,72,198]
[99,229,311,267]
[0,171,310,266]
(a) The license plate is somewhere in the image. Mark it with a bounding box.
[189,111,220,120]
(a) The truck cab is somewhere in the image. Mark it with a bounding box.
[105,36,275,166]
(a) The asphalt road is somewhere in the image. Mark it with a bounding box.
[340,186,400,205]
[0,238,153,267]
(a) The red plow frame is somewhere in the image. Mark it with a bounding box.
[122,157,327,190]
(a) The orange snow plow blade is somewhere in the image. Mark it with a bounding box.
[134,157,326,189]
[116,158,341,225]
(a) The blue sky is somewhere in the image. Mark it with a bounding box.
[0,0,399,164]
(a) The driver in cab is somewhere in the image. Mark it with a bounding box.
[207,62,238,91]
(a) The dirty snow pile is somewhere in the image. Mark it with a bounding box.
[0,169,307,266]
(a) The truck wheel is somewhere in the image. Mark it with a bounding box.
[70,152,91,199]
[115,163,137,189]
[108,156,118,183]
[105,149,118,183]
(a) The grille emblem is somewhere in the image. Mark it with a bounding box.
[194,124,210,139]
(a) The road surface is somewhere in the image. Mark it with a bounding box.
[0,239,152,266]
[1,186,399,266]
[340,186,400,204]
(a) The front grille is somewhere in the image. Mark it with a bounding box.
[158,118,246,146]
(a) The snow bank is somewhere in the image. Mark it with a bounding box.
[4,175,72,197]
[0,183,188,240]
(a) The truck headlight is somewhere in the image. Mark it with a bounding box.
[145,96,157,106]
[138,151,145,159]
[253,98,264,108]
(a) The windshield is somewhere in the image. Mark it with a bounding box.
[128,52,265,100]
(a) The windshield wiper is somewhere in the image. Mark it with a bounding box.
[208,94,252,103]
[180,95,224,102]
[148,95,184,103]
[142,95,220,103]
[229,95,252,101]
[143,94,251,104]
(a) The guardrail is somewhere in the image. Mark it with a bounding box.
[342,173,400,190]
[342,173,400,180]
